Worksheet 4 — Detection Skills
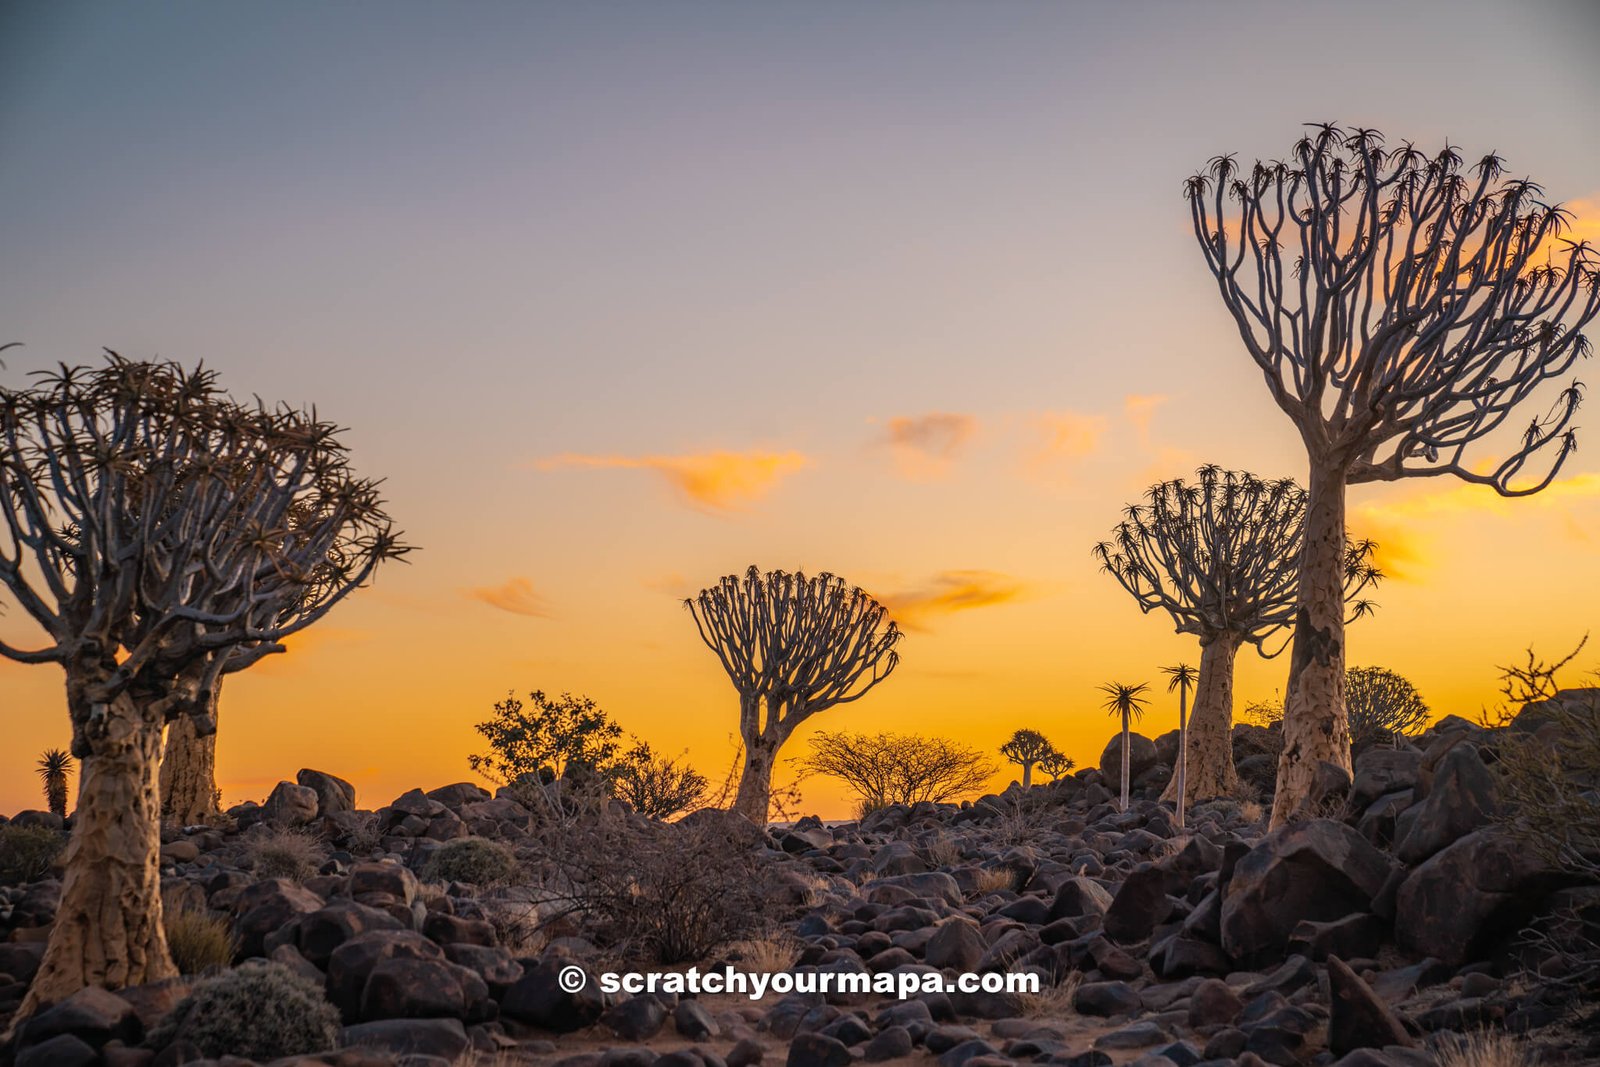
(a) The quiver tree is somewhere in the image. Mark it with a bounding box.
[1039,750,1076,781]
[37,749,73,818]
[1187,124,1600,825]
[1095,466,1380,806]
[999,728,1056,789]
[1344,666,1430,746]
[1162,664,1196,829]
[1099,681,1150,812]
[686,566,902,822]
[0,355,405,1016]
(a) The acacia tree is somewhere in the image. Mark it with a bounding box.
[686,566,902,822]
[799,731,994,812]
[999,728,1056,789]
[1099,682,1150,812]
[0,356,404,1015]
[1095,466,1380,805]
[1187,125,1600,824]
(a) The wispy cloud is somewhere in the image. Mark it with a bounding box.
[877,570,1031,632]
[1123,394,1168,446]
[536,449,810,512]
[465,577,551,618]
[1025,411,1108,483]
[878,412,978,481]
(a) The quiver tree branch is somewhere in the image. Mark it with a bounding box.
[686,565,901,821]
[1184,124,1600,827]
[0,353,408,1018]
[1094,465,1380,804]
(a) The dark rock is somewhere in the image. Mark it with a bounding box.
[1100,733,1159,782]
[864,1025,914,1061]
[298,899,406,966]
[298,768,357,815]
[1242,955,1316,998]
[423,911,497,947]
[339,1018,470,1059]
[16,985,142,1049]
[326,929,446,1021]
[1221,819,1396,968]
[16,1034,98,1067]
[728,1037,765,1067]
[675,999,720,1039]
[1049,876,1114,921]
[925,919,986,971]
[360,956,491,1022]
[426,782,491,809]
[601,995,669,1041]
[820,1013,872,1046]
[1395,830,1568,966]
[1347,750,1422,810]
[787,1032,854,1067]
[1392,745,1499,865]
[1105,863,1173,944]
[1095,1020,1168,1050]
[1074,981,1143,1016]
[1151,935,1230,979]
[1187,977,1244,1027]
[997,894,1052,925]
[1286,913,1385,962]
[348,861,419,905]
[1327,956,1412,1057]
[1202,1028,1248,1060]
[500,957,609,1032]
[232,878,325,957]
[263,780,321,827]
[937,1039,1001,1067]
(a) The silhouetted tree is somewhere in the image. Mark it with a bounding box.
[999,728,1056,789]
[36,749,72,819]
[1039,750,1077,781]
[470,690,648,814]
[1095,466,1380,805]
[1344,666,1431,745]
[1100,681,1150,811]
[1162,664,1197,829]
[614,750,709,821]
[0,356,405,1015]
[686,566,901,821]
[1187,124,1600,824]
[800,731,994,812]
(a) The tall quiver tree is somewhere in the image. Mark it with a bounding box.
[0,356,406,1017]
[686,566,902,822]
[1186,125,1600,825]
[1095,466,1380,806]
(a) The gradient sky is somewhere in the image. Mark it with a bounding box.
[3,1,1599,818]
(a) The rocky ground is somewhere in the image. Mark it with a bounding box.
[1,695,1597,1067]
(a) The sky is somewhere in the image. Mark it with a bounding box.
[2,1,1599,818]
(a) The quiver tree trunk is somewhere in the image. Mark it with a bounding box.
[732,735,779,823]
[160,683,221,826]
[1271,463,1351,826]
[1119,718,1131,811]
[17,688,176,1018]
[1163,635,1240,805]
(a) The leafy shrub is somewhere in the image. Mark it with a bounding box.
[165,908,237,974]
[0,824,65,883]
[614,751,709,820]
[423,836,519,886]
[148,961,339,1059]
[244,826,327,882]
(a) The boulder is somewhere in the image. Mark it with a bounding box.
[1347,749,1422,810]
[788,1033,855,1067]
[600,995,669,1040]
[297,899,405,967]
[426,782,492,809]
[1220,819,1396,968]
[1104,863,1173,944]
[1049,876,1114,921]
[15,985,142,1050]
[1392,744,1498,865]
[925,919,985,970]
[15,1034,97,1067]
[231,878,325,958]
[262,780,320,827]
[1074,981,1142,1016]
[297,768,357,815]
[500,957,609,1031]
[1327,956,1413,1056]
[339,1018,469,1060]
[359,955,491,1022]
[326,930,446,1021]
[1099,733,1159,783]
[1395,829,1568,966]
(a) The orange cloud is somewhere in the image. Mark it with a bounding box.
[1026,411,1108,481]
[536,449,810,512]
[879,412,977,481]
[1124,394,1168,446]
[876,570,1031,632]
[464,577,551,618]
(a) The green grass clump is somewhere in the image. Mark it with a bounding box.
[423,835,519,886]
[148,962,339,1059]
[0,824,65,883]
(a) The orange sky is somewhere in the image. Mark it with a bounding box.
[2,2,1599,818]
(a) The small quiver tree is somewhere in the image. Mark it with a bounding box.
[999,728,1056,790]
[1095,466,1380,805]
[0,356,405,1016]
[36,749,73,819]
[685,566,902,822]
[1186,124,1600,825]
[1344,666,1430,746]
[1099,681,1150,812]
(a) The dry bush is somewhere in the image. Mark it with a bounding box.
[245,826,328,883]
[531,810,787,965]
[921,834,962,868]
[730,931,802,973]
[1434,1030,1539,1067]
[1237,800,1265,824]
[800,731,995,810]
[165,908,238,974]
[1017,970,1081,1019]
[482,899,545,955]
[423,836,519,887]
[148,961,339,1059]
[0,824,65,883]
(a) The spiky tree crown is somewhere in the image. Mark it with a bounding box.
[1095,465,1381,653]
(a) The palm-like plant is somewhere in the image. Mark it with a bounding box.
[1161,664,1198,829]
[1099,682,1151,812]
[37,749,73,819]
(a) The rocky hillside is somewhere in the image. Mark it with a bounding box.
[0,699,1596,1067]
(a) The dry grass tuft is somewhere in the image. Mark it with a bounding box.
[1434,1030,1540,1067]
[731,931,802,973]
[164,908,238,975]
[1018,971,1081,1019]
[969,868,1018,895]
[1237,800,1265,824]
[922,835,962,868]
[245,826,327,883]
